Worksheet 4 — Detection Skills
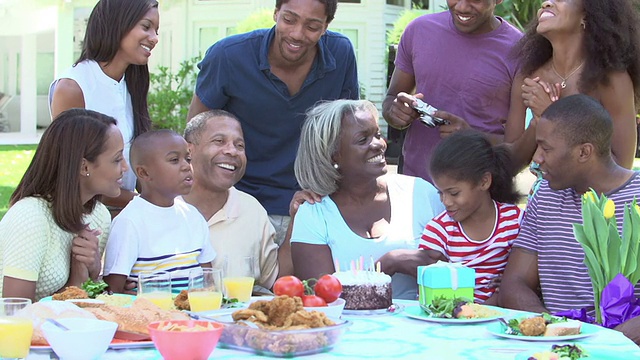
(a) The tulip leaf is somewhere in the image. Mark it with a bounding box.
[621,203,633,272]
[582,245,604,290]
[607,224,621,282]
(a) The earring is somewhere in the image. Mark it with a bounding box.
[86,173,90,177]
[333,163,339,169]
[581,21,586,30]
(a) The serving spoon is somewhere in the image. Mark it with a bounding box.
[46,318,70,331]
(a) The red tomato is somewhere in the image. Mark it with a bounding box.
[302,295,327,307]
[314,274,342,303]
[273,276,304,298]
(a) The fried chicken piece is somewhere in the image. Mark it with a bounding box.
[52,286,89,301]
[288,310,336,329]
[174,290,190,311]
[519,316,547,336]
[248,299,273,314]
[232,295,334,331]
[232,308,269,324]
[265,295,303,327]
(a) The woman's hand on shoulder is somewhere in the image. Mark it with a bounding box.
[289,190,322,218]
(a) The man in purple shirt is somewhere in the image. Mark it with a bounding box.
[500,94,640,345]
[382,0,522,182]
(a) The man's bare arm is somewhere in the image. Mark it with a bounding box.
[499,247,548,312]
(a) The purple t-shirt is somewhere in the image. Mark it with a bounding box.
[516,173,640,313]
[395,11,521,182]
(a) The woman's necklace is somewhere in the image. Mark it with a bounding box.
[551,60,585,89]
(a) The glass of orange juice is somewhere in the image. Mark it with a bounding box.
[188,268,223,312]
[222,256,256,302]
[0,297,33,359]
[138,271,173,310]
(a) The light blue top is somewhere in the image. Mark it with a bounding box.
[291,174,444,300]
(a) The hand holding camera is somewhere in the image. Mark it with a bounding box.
[411,98,450,128]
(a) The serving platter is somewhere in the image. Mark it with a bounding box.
[404,305,504,324]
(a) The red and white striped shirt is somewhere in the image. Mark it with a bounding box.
[419,201,524,302]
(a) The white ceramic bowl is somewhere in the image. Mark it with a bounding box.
[304,298,346,318]
[41,318,118,360]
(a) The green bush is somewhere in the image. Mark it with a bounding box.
[233,8,274,34]
[148,57,199,134]
[495,0,543,31]
[387,9,425,46]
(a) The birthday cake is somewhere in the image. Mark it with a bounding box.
[333,271,392,310]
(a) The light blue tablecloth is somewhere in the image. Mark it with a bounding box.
[29,300,640,360]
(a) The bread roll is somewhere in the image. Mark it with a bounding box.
[543,320,582,336]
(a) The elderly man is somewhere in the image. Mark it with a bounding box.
[499,94,640,344]
[182,110,279,293]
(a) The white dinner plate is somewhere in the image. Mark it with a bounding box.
[342,303,404,316]
[486,321,601,341]
[404,305,504,324]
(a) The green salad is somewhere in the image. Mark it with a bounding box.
[81,279,108,298]
[551,344,588,359]
[528,344,588,360]
[421,296,472,318]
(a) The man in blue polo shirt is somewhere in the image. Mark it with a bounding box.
[187,0,359,247]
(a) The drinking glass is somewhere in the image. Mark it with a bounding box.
[0,298,33,359]
[137,271,173,310]
[188,268,223,312]
[222,256,256,302]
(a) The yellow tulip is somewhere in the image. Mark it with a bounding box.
[635,204,640,214]
[604,199,615,219]
[584,191,597,203]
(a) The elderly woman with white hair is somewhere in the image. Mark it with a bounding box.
[289,99,443,299]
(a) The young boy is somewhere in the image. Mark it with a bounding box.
[103,130,215,293]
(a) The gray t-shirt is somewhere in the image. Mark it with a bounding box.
[516,172,640,313]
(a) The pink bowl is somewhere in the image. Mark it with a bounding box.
[148,320,224,360]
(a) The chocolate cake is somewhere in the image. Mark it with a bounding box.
[333,271,392,310]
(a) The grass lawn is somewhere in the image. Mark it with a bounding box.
[0,145,36,220]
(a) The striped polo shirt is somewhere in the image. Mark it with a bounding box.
[516,172,640,313]
[419,201,523,302]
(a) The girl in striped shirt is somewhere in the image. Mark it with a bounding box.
[419,131,524,304]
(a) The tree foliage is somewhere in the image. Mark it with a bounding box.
[387,9,425,46]
[148,57,199,134]
[233,8,274,34]
[495,0,543,31]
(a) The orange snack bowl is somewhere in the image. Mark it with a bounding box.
[148,320,224,360]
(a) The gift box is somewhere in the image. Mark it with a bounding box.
[417,261,475,306]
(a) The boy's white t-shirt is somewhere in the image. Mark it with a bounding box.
[103,196,216,291]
